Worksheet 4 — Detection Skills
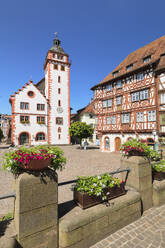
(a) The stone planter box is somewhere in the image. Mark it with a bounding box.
[152,170,165,181]
[74,183,126,209]
[19,159,51,171]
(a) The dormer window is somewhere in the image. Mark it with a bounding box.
[143,55,151,63]
[126,64,133,71]
[113,71,119,77]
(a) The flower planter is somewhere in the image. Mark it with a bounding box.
[19,159,51,171]
[128,151,145,156]
[152,170,165,181]
[74,183,126,209]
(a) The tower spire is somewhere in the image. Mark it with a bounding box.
[53,32,61,46]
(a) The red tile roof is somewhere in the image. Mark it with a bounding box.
[91,35,165,89]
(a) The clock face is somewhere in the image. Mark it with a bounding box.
[57,107,63,113]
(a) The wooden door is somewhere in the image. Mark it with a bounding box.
[19,132,29,145]
[115,137,121,151]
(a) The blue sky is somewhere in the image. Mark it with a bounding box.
[0,0,165,114]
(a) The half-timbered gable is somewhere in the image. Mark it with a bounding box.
[91,35,165,152]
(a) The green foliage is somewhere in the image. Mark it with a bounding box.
[69,122,93,144]
[120,139,160,161]
[0,212,13,222]
[0,128,4,142]
[152,160,165,172]
[73,173,122,200]
[3,145,66,175]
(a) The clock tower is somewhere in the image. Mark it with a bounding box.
[44,35,71,144]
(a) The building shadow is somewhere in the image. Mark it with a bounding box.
[58,200,77,218]
[0,218,13,237]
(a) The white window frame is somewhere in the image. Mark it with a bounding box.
[107,99,112,107]
[148,110,156,122]
[112,116,116,124]
[116,96,122,105]
[105,84,112,91]
[136,112,143,122]
[122,113,130,124]
[116,80,122,89]
[132,92,139,102]
[137,72,144,81]
[102,100,107,108]
[140,89,148,100]
[106,117,111,125]
[161,93,165,104]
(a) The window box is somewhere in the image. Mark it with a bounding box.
[21,120,29,124]
[74,183,126,209]
[152,161,165,181]
[37,121,45,125]
[73,174,126,209]
[152,171,165,181]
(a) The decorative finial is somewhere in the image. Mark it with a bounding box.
[54,32,58,38]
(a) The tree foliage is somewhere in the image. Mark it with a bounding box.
[69,122,93,146]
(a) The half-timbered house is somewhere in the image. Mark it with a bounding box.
[91,36,165,152]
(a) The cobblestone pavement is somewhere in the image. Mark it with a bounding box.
[91,205,165,248]
[0,145,121,214]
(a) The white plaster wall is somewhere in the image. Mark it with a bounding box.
[49,63,69,144]
[80,113,98,144]
[14,83,48,145]
[101,133,158,152]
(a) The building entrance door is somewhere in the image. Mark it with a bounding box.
[19,132,29,145]
[115,137,121,151]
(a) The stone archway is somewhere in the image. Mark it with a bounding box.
[115,137,121,151]
[19,132,30,145]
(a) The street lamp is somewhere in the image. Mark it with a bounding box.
[152,130,157,150]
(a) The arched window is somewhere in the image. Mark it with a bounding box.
[104,137,110,151]
[36,132,45,141]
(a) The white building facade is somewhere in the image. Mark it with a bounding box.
[10,36,71,146]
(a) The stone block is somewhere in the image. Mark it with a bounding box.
[140,188,153,211]
[59,227,83,248]
[139,175,152,191]
[17,204,57,239]
[15,175,58,213]
[59,188,141,248]
[19,226,54,248]
[121,156,152,212]
[83,216,108,238]
[153,180,165,206]
[14,172,58,248]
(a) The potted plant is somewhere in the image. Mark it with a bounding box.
[3,145,66,175]
[73,173,126,209]
[120,139,161,161]
[152,160,165,181]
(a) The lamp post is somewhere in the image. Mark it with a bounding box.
[152,130,157,150]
